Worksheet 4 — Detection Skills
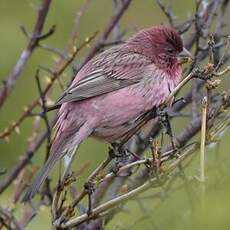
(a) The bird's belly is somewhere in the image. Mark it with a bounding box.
[92,117,141,142]
[89,86,168,142]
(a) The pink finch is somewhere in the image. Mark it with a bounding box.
[22,25,190,202]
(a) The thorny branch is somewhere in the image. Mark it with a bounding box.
[0,0,230,229]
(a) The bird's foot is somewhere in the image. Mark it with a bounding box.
[111,162,122,175]
[84,181,95,216]
[157,108,173,139]
[125,149,141,160]
[157,108,180,158]
[109,143,126,158]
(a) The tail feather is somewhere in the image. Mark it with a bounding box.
[22,132,78,202]
[22,153,57,202]
[22,120,91,202]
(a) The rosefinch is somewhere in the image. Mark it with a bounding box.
[22,25,191,201]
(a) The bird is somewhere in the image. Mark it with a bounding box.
[22,25,191,202]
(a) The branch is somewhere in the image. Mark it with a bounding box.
[80,0,132,66]
[0,206,24,230]
[0,33,97,194]
[156,0,175,26]
[0,0,52,109]
[0,32,97,140]
[56,144,198,228]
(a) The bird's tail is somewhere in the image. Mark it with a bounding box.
[22,130,77,202]
[22,152,58,202]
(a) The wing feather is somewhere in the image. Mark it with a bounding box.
[56,46,152,105]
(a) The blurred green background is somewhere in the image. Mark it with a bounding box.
[0,0,230,229]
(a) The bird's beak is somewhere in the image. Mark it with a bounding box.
[177,47,193,65]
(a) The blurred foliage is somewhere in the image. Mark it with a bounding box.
[0,0,229,229]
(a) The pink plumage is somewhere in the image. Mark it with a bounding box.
[23,25,185,201]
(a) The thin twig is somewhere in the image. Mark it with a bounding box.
[0,32,97,140]
[200,96,207,182]
[0,0,52,109]
[56,146,196,228]
[80,0,132,66]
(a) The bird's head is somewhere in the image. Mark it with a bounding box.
[126,26,192,74]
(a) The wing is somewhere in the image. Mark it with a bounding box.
[56,46,152,105]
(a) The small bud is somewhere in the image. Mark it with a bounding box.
[73,45,77,53]
[15,126,20,135]
[44,75,52,84]
[24,106,29,112]
[35,116,41,122]
[204,63,214,73]
[206,79,221,89]
[46,98,55,106]
[4,136,10,142]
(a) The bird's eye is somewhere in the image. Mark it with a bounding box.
[167,47,174,54]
